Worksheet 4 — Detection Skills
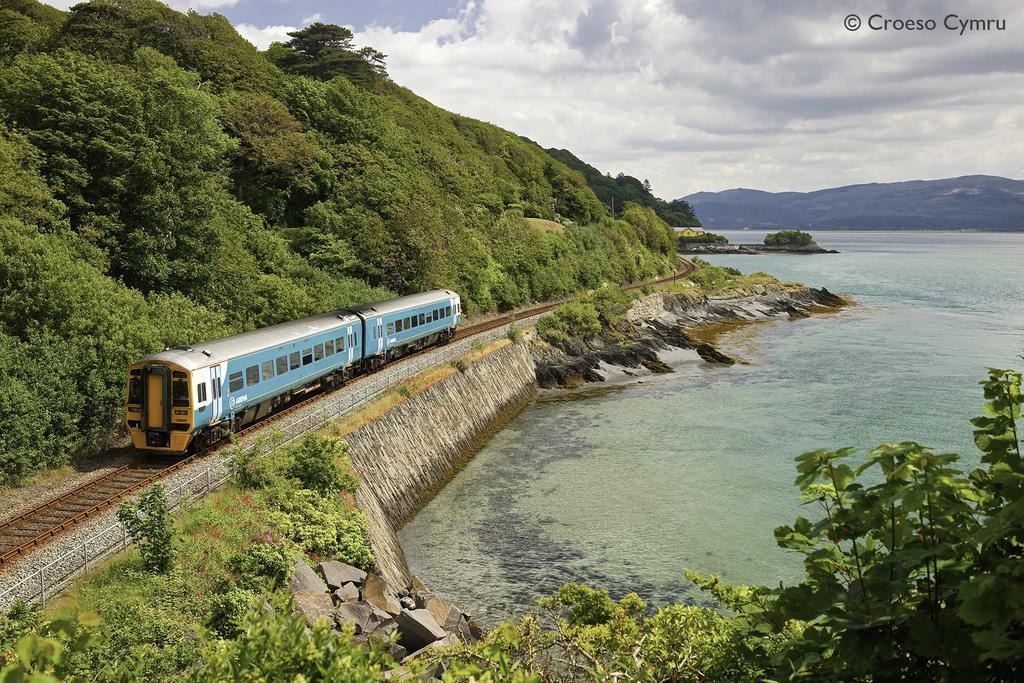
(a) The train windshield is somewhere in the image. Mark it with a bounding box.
[172,372,190,407]
[128,374,143,404]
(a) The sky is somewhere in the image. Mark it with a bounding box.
[41,0,1024,198]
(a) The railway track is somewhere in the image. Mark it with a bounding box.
[0,263,694,566]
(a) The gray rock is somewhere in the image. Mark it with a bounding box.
[466,618,484,640]
[443,608,475,643]
[318,560,367,590]
[423,595,454,627]
[292,590,335,625]
[332,582,360,604]
[363,573,402,615]
[400,632,459,663]
[395,609,446,651]
[335,602,376,634]
[289,559,329,595]
[400,596,415,610]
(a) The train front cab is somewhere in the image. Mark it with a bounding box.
[126,362,194,453]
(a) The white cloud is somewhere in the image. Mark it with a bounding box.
[302,13,322,25]
[359,0,1024,197]
[236,23,297,50]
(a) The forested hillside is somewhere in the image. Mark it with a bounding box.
[545,147,701,226]
[0,0,678,484]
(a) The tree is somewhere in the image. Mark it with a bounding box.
[118,484,174,573]
[764,230,816,248]
[268,23,387,84]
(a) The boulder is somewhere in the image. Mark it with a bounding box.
[395,609,446,650]
[364,604,398,639]
[292,590,335,626]
[332,583,361,604]
[695,343,735,365]
[400,596,415,610]
[289,559,329,595]
[423,595,455,627]
[401,632,460,663]
[335,602,376,634]
[363,573,402,615]
[466,618,485,641]
[318,560,367,590]
[443,608,476,643]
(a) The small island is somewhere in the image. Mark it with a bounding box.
[677,228,838,254]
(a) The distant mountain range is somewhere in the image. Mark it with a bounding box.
[682,175,1024,230]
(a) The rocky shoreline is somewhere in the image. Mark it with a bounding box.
[680,243,838,254]
[532,284,848,389]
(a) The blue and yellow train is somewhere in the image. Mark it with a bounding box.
[126,289,462,454]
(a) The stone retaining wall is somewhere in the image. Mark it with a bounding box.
[344,341,538,589]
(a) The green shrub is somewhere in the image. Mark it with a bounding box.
[227,538,295,590]
[507,323,522,342]
[287,435,358,496]
[229,445,275,490]
[117,484,174,573]
[536,302,602,343]
[451,359,467,373]
[209,587,258,638]
[191,592,406,681]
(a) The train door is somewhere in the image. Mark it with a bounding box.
[347,325,354,364]
[145,367,167,430]
[210,364,224,423]
[376,317,384,355]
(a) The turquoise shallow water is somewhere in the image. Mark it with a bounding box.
[399,231,1024,624]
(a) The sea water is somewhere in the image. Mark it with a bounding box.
[399,231,1024,623]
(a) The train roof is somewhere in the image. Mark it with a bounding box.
[136,289,459,371]
[139,309,361,370]
[347,289,458,317]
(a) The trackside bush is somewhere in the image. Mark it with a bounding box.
[287,434,358,496]
[536,302,602,343]
[117,484,174,573]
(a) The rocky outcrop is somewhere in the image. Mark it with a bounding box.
[680,243,839,254]
[534,285,848,389]
[287,557,479,665]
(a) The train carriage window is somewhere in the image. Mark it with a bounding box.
[212,378,221,400]
[419,313,425,325]
[446,305,451,317]
[262,361,274,381]
[395,319,402,332]
[410,316,417,328]
[246,365,260,386]
[314,344,324,361]
[354,332,358,346]
[387,322,395,335]
[277,355,288,375]
[172,373,190,407]
[433,309,439,321]
[228,372,244,392]
[197,382,207,403]
[289,352,300,370]
[302,348,313,365]
[336,336,345,351]
[325,340,334,357]
[128,373,143,404]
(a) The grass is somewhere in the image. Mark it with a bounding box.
[319,338,511,438]
[524,217,564,233]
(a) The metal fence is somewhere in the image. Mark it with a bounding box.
[0,314,540,608]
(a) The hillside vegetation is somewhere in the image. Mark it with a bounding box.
[0,0,678,484]
[546,147,701,226]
